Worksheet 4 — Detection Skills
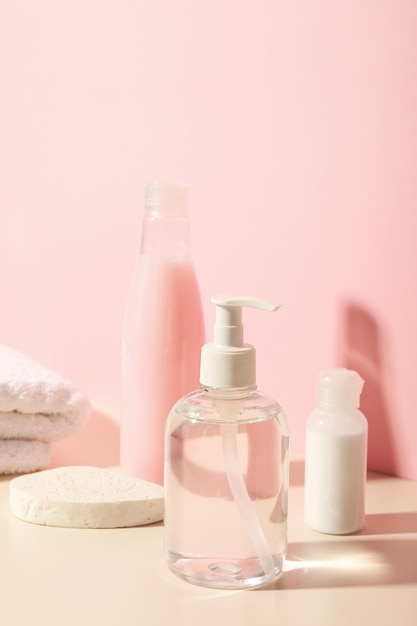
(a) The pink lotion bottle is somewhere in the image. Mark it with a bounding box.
[120,181,205,484]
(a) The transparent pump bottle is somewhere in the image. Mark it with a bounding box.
[164,296,289,589]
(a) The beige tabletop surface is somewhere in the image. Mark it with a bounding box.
[1,452,417,626]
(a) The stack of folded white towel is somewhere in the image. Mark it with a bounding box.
[0,344,91,474]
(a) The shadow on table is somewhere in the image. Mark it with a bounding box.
[361,511,417,535]
[261,534,417,590]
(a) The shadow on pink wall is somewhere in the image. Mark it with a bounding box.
[50,406,120,469]
[339,302,396,475]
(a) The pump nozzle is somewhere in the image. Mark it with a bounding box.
[212,295,279,312]
[200,296,280,389]
[211,296,279,348]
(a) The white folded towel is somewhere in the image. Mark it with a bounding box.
[0,344,91,474]
[0,440,51,475]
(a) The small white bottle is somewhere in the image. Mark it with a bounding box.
[164,296,289,589]
[304,368,368,534]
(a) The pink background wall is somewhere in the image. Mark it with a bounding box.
[1,2,416,479]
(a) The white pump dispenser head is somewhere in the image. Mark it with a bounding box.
[199,296,279,389]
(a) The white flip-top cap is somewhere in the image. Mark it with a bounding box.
[316,368,364,410]
[199,296,279,389]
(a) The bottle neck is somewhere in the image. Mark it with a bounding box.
[199,384,257,400]
[317,389,360,412]
[140,215,192,257]
[317,400,359,412]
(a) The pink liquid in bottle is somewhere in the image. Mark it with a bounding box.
[120,182,205,485]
